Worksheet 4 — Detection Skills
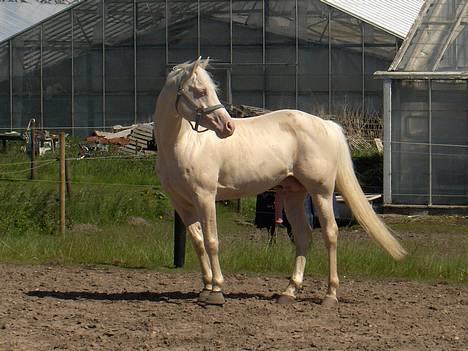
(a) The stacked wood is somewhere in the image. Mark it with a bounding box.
[122,123,156,154]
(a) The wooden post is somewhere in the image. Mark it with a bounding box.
[30,119,36,180]
[173,211,186,268]
[59,132,66,234]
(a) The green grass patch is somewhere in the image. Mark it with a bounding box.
[0,219,465,284]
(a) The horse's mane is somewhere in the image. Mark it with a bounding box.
[168,58,219,92]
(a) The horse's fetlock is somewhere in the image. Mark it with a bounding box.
[212,276,224,288]
[330,277,339,288]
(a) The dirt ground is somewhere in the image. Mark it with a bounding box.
[0,263,466,351]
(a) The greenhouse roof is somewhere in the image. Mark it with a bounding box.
[321,0,424,39]
[0,0,79,42]
[389,0,468,72]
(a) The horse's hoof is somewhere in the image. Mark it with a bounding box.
[197,288,211,303]
[277,294,296,304]
[322,296,338,307]
[205,291,225,306]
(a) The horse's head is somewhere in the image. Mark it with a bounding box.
[170,58,235,139]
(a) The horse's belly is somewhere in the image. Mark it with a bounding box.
[216,175,304,201]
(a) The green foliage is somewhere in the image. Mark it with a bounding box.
[352,152,383,193]
[0,184,57,235]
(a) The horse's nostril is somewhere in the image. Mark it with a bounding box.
[226,121,235,133]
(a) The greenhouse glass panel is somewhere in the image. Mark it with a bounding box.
[437,23,468,71]
[330,11,362,113]
[43,11,72,130]
[231,65,264,107]
[265,64,295,110]
[363,23,396,114]
[105,0,135,127]
[297,0,329,114]
[391,80,430,204]
[73,0,104,133]
[0,42,9,129]
[167,0,198,63]
[393,0,468,72]
[430,80,468,205]
[136,0,166,123]
[298,47,329,114]
[11,27,41,130]
[265,0,296,64]
[200,0,230,63]
[232,0,263,64]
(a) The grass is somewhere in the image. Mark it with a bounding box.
[0,139,466,284]
[0,218,465,284]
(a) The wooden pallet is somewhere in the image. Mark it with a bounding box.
[121,123,156,155]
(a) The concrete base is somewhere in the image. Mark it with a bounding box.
[383,204,468,216]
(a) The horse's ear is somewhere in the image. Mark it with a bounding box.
[189,57,202,77]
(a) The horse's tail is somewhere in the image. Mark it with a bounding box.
[329,122,407,260]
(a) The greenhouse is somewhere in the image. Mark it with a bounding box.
[375,0,468,207]
[0,0,422,135]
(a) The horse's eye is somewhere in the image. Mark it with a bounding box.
[194,89,207,98]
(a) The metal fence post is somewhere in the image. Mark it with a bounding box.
[30,119,36,180]
[59,132,66,234]
[173,211,186,267]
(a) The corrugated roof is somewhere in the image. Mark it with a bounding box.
[320,0,424,39]
[0,0,78,42]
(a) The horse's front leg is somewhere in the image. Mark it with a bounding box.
[186,222,213,301]
[196,193,225,305]
[169,193,213,301]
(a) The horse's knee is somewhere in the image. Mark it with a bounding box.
[204,238,219,253]
[322,223,338,246]
[191,238,206,256]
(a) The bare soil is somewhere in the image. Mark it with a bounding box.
[0,263,466,351]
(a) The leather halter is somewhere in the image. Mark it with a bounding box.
[175,80,225,133]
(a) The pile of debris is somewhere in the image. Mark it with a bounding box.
[226,104,270,118]
[86,123,156,155]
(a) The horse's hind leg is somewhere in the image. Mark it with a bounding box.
[311,192,339,307]
[278,191,312,303]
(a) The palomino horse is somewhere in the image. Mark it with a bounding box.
[155,58,406,306]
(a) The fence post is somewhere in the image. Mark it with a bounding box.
[173,211,186,268]
[59,132,66,234]
[30,119,36,180]
[65,159,72,198]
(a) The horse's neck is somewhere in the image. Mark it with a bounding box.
[155,92,193,156]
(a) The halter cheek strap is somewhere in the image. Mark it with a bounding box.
[175,87,225,133]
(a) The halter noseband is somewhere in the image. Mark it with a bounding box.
[175,81,225,133]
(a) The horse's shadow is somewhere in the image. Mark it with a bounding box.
[25,290,285,303]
